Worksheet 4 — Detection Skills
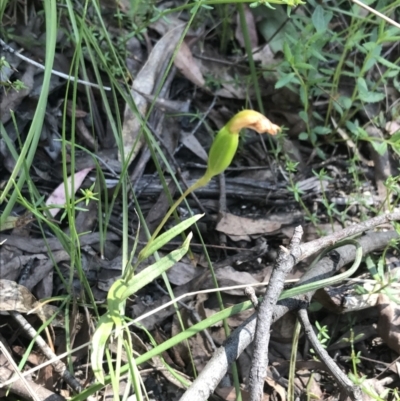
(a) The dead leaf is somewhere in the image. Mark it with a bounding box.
[166,261,204,286]
[253,43,280,69]
[216,212,281,236]
[215,265,259,295]
[386,120,400,135]
[0,214,35,232]
[174,41,205,87]
[265,374,287,401]
[180,131,208,162]
[293,369,323,400]
[0,279,65,327]
[66,101,87,118]
[45,167,92,217]
[377,294,400,354]
[171,306,212,374]
[195,43,271,99]
[120,25,185,164]
[0,279,39,314]
[235,5,258,49]
[272,312,298,342]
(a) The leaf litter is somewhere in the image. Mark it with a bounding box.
[0,1,400,400]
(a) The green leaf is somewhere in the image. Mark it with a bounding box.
[394,77,400,92]
[0,0,57,223]
[311,5,333,33]
[119,232,192,301]
[310,48,328,62]
[345,120,357,133]
[91,313,115,384]
[357,77,385,103]
[107,279,130,324]
[299,86,308,107]
[257,5,296,53]
[275,72,296,89]
[315,147,326,160]
[339,96,352,110]
[332,101,343,116]
[360,91,385,103]
[299,110,308,123]
[363,44,381,72]
[389,131,400,144]
[377,56,400,70]
[314,126,331,135]
[312,111,324,122]
[371,141,387,156]
[362,41,378,52]
[364,57,377,72]
[283,41,293,63]
[299,132,308,141]
[319,68,334,76]
[357,77,369,96]
[93,233,193,385]
[385,69,400,78]
[138,214,202,261]
[295,62,315,70]
[312,5,327,33]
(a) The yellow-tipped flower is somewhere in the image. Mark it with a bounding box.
[145,110,280,243]
[227,109,280,136]
[204,110,280,181]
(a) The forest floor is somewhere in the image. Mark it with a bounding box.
[0,1,400,400]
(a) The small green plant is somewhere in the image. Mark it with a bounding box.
[250,0,305,8]
[262,0,400,165]
[383,174,400,210]
[142,110,280,247]
[340,316,364,377]
[286,159,320,226]
[91,110,281,388]
[358,246,400,304]
[310,320,330,359]
[0,56,27,92]
[313,168,343,228]
[57,183,99,222]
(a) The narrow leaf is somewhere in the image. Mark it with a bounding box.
[138,214,202,261]
[275,72,296,89]
[45,167,92,217]
[371,141,387,156]
[121,232,192,300]
[295,62,316,70]
[91,313,115,384]
[283,41,293,62]
[377,56,400,70]
[312,5,327,33]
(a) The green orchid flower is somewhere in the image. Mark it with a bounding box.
[145,110,280,247]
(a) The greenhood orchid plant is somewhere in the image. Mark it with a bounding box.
[91,110,280,386]
[143,109,281,247]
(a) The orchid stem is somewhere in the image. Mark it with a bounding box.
[148,175,210,243]
[144,110,280,253]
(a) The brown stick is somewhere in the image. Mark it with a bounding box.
[179,215,400,401]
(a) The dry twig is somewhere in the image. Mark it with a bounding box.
[179,213,400,401]
[297,307,362,401]
[249,226,303,401]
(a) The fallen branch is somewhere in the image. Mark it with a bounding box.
[179,214,400,401]
[249,226,303,400]
[8,312,81,394]
[297,307,362,401]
